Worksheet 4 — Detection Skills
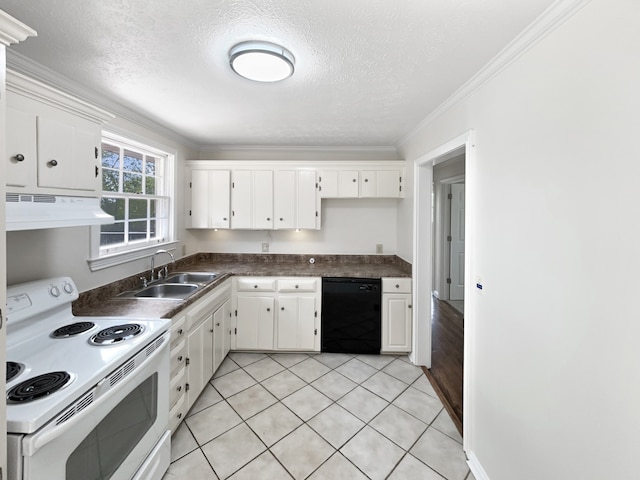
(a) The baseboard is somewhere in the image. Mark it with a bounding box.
[467,450,490,480]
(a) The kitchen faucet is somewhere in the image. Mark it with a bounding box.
[150,249,175,282]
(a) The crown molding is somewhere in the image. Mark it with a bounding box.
[6,50,202,151]
[7,69,114,123]
[398,0,592,148]
[0,10,36,47]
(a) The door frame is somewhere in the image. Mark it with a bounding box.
[412,129,475,452]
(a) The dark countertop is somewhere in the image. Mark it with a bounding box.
[73,253,411,320]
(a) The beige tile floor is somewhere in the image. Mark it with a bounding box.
[163,352,475,480]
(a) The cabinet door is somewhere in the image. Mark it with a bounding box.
[376,170,402,198]
[382,294,412,352]
[37,116,100,192]
[223,301,232,358]
[297,170,319,229]
[6,107,36,188]
[361,170,402,198]
[276,296,316,351]
[360,170,377,198]
[274,170,296,229]
[231,170,253,228]
[235,295,274,350]
[190,169,230,229]
[213,299,230,372]
[338,170,359,197]
[317,170,338,198]
[253,170,274,229]
[186,315,214,409]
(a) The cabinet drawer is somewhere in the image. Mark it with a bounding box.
[169,394,187,433]
[169,367,186,408]
[278,278,318,292]
[170,339,187,376]
[236,278,276,292]
[170,315,187,347]
[382,277,412,294]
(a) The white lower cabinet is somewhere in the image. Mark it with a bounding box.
[168,279,231,431]
[381,278,412,353]
[232,277,320,352]
[234,295,275,350]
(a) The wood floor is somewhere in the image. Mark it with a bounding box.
[422,296,464,435]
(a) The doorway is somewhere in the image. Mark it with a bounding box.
[412,130,475,450]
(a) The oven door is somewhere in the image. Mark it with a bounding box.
[17,335,169,480]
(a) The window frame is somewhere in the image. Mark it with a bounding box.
[88,131,177,271]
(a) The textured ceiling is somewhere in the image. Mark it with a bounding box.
[1,0,556,148]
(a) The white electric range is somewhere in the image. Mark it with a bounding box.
[5,276,171,480]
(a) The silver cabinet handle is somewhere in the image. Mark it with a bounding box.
[48,159,58,167]
[15,154,25,161]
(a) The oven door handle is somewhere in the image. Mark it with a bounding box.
[24,338,169,456]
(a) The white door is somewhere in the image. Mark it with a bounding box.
[450,183,465,300]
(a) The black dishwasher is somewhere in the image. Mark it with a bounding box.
[321,277,382,354]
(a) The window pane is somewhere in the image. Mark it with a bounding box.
[149,199,156,218]
[145,176,156,195]
[128,221,147,242]
[149,219,157,238]
[100,222,124,246]
[145,157,157,175]
[123,150,143,173]
[102,144,120,169]
[123,173,143,194]
[101,198,125,221]
[102,169,120,192]
[129,199,147,220]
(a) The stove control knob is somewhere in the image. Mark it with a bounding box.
[63,282,74,294]
[50,285,61,297]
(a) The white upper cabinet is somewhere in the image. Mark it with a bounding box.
[186,160,404,230]
[232,170,274,229]
[318,170,359,198]
[274,170,296,229]
[6,107,35,188]
[188,169,230,229]
[360,170,403,198]
[5,70,114,196]
[319,166,403,198]
[274,169,320,230]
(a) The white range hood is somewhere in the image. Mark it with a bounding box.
[5,193,114,231]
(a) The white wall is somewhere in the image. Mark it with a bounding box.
[398,1,640,479]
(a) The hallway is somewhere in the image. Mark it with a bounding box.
[424,296,464,434]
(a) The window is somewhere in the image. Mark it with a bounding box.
[89,132,176,268]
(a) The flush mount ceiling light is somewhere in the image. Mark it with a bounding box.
[229,41,295,82]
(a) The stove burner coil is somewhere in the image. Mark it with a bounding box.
[90,324,144,345]
[6,361,24,382]
[7,371,71,403]
[51,321,96,338]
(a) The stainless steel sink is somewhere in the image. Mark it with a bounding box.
[133,283,199,299]
[161,272,218,284]
[116,271,218,300]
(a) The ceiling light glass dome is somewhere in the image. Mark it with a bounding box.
[229,41,295,82]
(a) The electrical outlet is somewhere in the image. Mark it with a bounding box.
[376,243,383,254]
[262,242,269,252]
